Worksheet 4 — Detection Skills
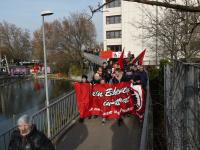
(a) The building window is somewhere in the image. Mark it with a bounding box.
[107,45,122,52]
[106,30,121,39]
[106,15,121,24]
[106,0,121,8]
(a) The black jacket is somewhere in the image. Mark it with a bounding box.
[138,71,148,88]
[110,74,128,84]
[8,125,55,150]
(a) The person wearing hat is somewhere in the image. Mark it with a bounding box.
[8,114,55,150]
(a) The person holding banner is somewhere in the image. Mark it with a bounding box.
[100,78,107,124]
[79,75,89,123]
[109,68,128,84]
[91,73,101,84]
[109,68,129,126]
[81,74,89,83]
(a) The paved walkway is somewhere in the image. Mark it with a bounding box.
[83,53,106,66]
[56,116,141,150]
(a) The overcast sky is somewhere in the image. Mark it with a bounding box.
[0,0,103,42]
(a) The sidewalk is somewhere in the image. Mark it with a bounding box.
[56,116,141,150]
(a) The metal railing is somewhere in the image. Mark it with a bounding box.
[32,90,78,140]
[0,76,27,87]
[0,127,16,150]
[140,82,153,150]
[0,90,78,150]
[164,60,200,150]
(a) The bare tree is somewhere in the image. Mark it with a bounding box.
[32,12,97,74]
[0,21,31,62]
[32,29,43,60]
[62,13,96,56]
[32,20,64,60]
[140,0,200,60]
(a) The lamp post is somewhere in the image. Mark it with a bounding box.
[41,10,53,138]
[156,0,158,65]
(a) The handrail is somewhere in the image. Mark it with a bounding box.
[139,82,153,150]
[31,91,75,116]
[32,90,78,140]
[0,90,78,150]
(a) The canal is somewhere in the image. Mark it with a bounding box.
[0,78,73,134]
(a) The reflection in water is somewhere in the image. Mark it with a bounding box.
[0,79,73,121]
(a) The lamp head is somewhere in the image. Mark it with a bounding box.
[41,10,54,16]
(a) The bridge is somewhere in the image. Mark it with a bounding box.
[0,53,152,150]
[2,52,199,150]
[0,53,153,150]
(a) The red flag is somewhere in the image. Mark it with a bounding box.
[117,49,124,70]
[100,50,113,59]
[131,49,146,65]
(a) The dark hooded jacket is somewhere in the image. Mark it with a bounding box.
[8,125,55,150]
[110,73,128,84]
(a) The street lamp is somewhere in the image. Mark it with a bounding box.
[41,10,53,138]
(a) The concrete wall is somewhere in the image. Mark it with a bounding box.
[121,1,143,56]
[103,2,122,50]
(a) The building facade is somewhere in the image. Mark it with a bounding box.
[103,0,155,64]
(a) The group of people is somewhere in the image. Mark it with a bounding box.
[80,59,148,125]
[83,60,147,87]
[8,58,148,149]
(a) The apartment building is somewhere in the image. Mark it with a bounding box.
[103,0,155,64]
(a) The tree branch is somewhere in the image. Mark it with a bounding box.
[90,0,200,15]
[124,0,200,12]
[88,0,115,20]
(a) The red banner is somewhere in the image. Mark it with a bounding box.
[130,84,145,120]
[74,82,145,120]
[99,50,113,59]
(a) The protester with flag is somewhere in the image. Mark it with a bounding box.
[131,49,146,65]
[117,49,124,70]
